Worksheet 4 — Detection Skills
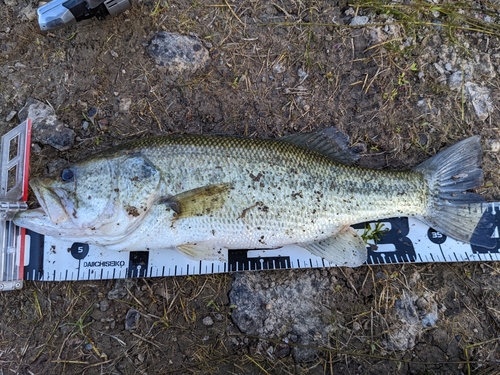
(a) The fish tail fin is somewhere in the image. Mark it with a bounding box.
[413,136,495,248]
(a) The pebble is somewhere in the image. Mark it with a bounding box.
[433,63,445,75]
[214,313,223,321]
[297,68,308,80]
[273,62,285,74]
[125,309,140,330]
[119,97,132,113]
[465,82,492,121]
[202,316,214,326]
[448,71,463,90]
[489,140,500,153]
[99,299,110,312]
[5,110,17,122]
[31,143,42,153]
[18,98,75,151]
[20,4,37,21]
[350,16,369,26]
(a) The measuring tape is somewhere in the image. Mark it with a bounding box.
[1,122,499,291]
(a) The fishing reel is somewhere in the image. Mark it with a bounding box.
[37,0,132,31]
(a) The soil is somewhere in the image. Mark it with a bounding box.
[1,0,500,374]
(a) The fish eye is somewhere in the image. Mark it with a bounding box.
[61,168,75,182]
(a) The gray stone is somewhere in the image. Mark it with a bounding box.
[99,299,110,312]
[465,82,492,121]
[147,32,210,76]
[350,16,369,26]
[5,110,16,122]
[107,279,137,300]
[473,53,496,79]
[20,4,37,21]
[4,0,18,6]
[448,71,464,90]
[119,97,132,113]
[230,270,334,362]
[433,63,445,75]
[18,98,75,151]
[125,309,140,330]
[202,316,214,326]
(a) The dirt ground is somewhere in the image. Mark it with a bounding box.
[1,0,500,374]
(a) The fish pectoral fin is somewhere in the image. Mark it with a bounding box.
[301,227,367,267]
[160,183,232,219]
[177,243,227,261]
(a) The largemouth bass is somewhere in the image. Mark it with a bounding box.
[13,129,495,267]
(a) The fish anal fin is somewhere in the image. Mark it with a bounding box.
[301,227,367,267]
[177,243,227,261]
[161,183,232,219]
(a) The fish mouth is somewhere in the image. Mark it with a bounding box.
[30,178,72,224]
[13,178,80,236]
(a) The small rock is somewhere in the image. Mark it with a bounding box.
[125,309,140,330]
[444,62,453,71]
[202,316,214,326]
[273,62,285,74]
[147,32,210,76]
[350,16,369,26]
[82,121,89,131]
[18,98,75,151]
[108,279,136,300]
[474,53,496,79]
[20,4,37,21]
[14,62,26,69]
[31,143,42,153]
[352,321,362,331]
[433,63,445,75]
[99,300,110,312]
[110,50,118,58]
[119,97,132,113]
[297,68,308,80]
[465,82,492,121]
[85,343,93,350]
[448,71,464,90]
[214,313,223,321]
[489,140,500,153]
[344,7,355,16]
[87,107,98,125]
[5,0,18,6]
[5,110,17,122]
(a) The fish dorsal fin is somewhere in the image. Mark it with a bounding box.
[279,127,361,165]
[160,183,232,219]
[118,155,161,218]
[301,227,367,267]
